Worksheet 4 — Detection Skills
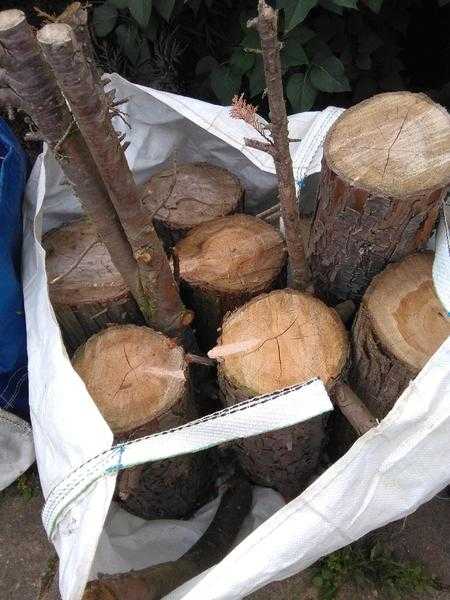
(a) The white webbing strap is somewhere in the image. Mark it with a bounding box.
[42,379,332,539]
[433,199,450,315]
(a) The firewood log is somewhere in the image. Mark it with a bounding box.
[73,324,214,520]
[175,214,286,350]
[209,289,349,499]
[308,92,450,303]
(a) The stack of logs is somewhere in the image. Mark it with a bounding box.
[1,3,450,600]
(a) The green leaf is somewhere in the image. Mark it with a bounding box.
[248,57,265,97]
[153,0,176,21]
[306,37,332,62]
[281,37,309,72]
[366,0,383,11]
[287,24,316,45]
[143,15,158,41]
[210,66,241,104]
[281,0,319,33]
[128,0,152,28]
[311,55,350,92]
[241,29,260,52]
[92,4,118,37]
[287,71,317,111]
[332,0,358,7]
[230,49,255,75]
[319,0,343,14]
[108,0,129,8]
[115,24,140,64]
[195,55,219,76]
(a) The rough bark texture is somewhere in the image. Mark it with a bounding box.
[0,10,147,315]
[332,381,378,436]
[212,289,349,499]
[82,477,252,600]
[308,92,450,304]
[37,23,190,335]
[45,219,143,353]
[143,162,244,253]
[72,325,213,520]
[253,1,309,290]
[330,253,450,458]
[176,214,286,350]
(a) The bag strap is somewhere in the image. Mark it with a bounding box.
[433,199,450,315]
[42,379,332,538]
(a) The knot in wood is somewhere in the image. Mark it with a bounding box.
[134,247,153,265]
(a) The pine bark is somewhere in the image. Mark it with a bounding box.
[73,325,214,520]
[253,1,309,290]
[0,9,147,316]
[176,214,286,350]
[37,23,190,335]
[308,92,450,304]
[211,289,349,499]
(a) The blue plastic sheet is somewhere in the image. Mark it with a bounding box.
[0,118,29,420]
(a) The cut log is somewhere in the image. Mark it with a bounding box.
[308,92,450,304]
[350,252,450,420]
[82,477,252,600]
[210,289,348,499]
[175,214,286,350]
[142,162,244,251]
[44,219,142,353]
[72,324,213,519]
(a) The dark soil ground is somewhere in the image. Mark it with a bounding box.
[1,470,449,599]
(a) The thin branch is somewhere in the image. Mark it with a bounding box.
[244,137,275,155]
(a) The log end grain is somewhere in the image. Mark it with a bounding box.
[45,218,128,306]
[176,214,286,295]
[360,252,450,373]
[326,91,450,198]
[213,288,349,396]
[37,23,72,46]
[0,9,25,30]
[72,324,187,434]
[143,162,244,233]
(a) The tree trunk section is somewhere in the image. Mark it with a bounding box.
[308,92,450,304]
[330,253,450,458]
[72,325,214,520]
[175,214,286,350]
[37,23,190,336]
[143,162,244,253]
[210,289,348,499]
[44,219,143,353]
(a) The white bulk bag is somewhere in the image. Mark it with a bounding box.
[23,74,450,600]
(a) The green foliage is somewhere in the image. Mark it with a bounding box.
[313,543,440,600]
[16,473,35,501]
[91,0,450,113]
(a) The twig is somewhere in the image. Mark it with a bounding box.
[186,353,216,367]
[333,382,378,436]
[49,240,100,284]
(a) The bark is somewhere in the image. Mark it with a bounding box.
[82,477,252,600]
[175,214,286,350]
[308,92,450,304]
[211,289,349,499]
[72,324,214,520]
[143,162,244,253]
[0,10,149,320]
[44,219,144,353]
[332,382,378,436]
[37,23,190,335]
[252,1,309,290]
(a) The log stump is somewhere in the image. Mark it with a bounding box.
[44,219,142,353]
[142,162,244,252]
[308,92,450,304]
[176,214,286,350]
[350,252,450,420]
[72,324,213,519]
[209,289,348,499]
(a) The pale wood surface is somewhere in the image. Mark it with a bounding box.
[176,214,286,294]
[72,325,186,434]
[326,92,450,197]
[211,289,348,395]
